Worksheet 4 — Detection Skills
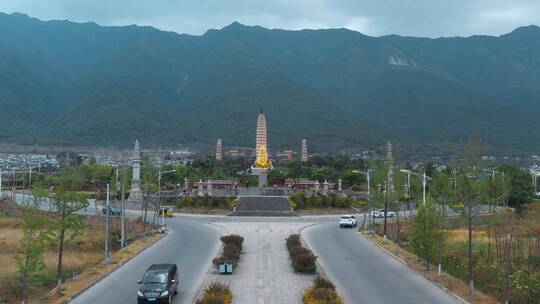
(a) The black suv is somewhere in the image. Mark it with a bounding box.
[137,264,179,304]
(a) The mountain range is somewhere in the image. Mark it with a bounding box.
[1,12,539,154]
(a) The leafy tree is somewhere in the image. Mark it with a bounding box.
[429,170,453,275]
[452,137,484,295]
[46,169,89,296]
[16,183,48,304]
[341,169,366,189]
[499,164,533,208]
[410,201,444,270]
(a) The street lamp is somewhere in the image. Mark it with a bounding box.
[352,169,373,232]
[158,169,176,228]
[400,169,432,206]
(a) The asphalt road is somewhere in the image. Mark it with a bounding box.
[70,218,221,304]
[303,223,462,304]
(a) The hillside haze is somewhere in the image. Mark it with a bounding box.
[1,12,540,153]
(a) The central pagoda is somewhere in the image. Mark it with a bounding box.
[252,110,272,187]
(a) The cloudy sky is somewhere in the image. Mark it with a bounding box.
[0,0,539,37]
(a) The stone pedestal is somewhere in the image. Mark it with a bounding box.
[258,172,268,188]
[128,180,142,202]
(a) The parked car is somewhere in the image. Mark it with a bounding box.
[370,210,382,217]
[339,215,358,228]
[137,264,179,304]
[372,210,395,218]
[102,205,122,216]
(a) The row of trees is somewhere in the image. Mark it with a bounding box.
[402,145,535,301]
[16,169,89,303]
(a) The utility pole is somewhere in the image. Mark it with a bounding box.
[120,180,126,248]
[104,183,110,264]
[0,169,3,198]
[11,169,15,199]
[157,169,161,226]
[143,180,149,238]
[383,141,393,242]
[422,172,427,206]
[366,169,372,233]
[27,168,32,205]
[406,171,411,219]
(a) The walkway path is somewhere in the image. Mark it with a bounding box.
[197,222,315,304]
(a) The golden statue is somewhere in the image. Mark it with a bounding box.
[254,146,272,169]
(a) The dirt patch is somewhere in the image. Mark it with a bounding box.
[446,229,489,244]
[42,233,163,304]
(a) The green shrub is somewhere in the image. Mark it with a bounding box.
[303,276,343,304]
[286,234,301,251]
[176,195,235,209]
[0,274,22,302]
[197,282,233,304]
[222,243,240,261]
[220,235,244,248]
[352,201,368,207]
[213,235,243,268]
[351,184,365,191]
[286,234,317,273]
[314,276,336,290]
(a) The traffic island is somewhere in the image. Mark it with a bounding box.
[360,231,496,304]
[42,232,164,304]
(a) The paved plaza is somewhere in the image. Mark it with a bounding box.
[197,221,316,304]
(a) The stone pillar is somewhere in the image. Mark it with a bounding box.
[323,180,329,195]
[184,177,189,191]
[315,180,320,190]
[128,139,142,202]
[338,178,342,191]
[197,179,204,196]
[207,180,213,196]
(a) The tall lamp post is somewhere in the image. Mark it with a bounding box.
[352,168,373,232]
[104,183,111,264]
[400,169,432,207]
[158,169,176,228]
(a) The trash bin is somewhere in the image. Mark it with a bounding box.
[218,260,233,274]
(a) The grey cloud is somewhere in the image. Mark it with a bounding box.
[0,0,538,37]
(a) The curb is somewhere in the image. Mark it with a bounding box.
[298,224,327,277]
[64,231,167,303]
[191,223,230,304]
[358,232,470,304]
[357,231,408,265]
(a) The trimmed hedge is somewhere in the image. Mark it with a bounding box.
[176,195,236,209]
[290,192,352,209]
[303,276,343,304]
[213,234,244,268]
[196,282,233,304]
[286,234,317,273]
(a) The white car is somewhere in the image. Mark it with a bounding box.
[339,215,358,228]
[372,210,395,218]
